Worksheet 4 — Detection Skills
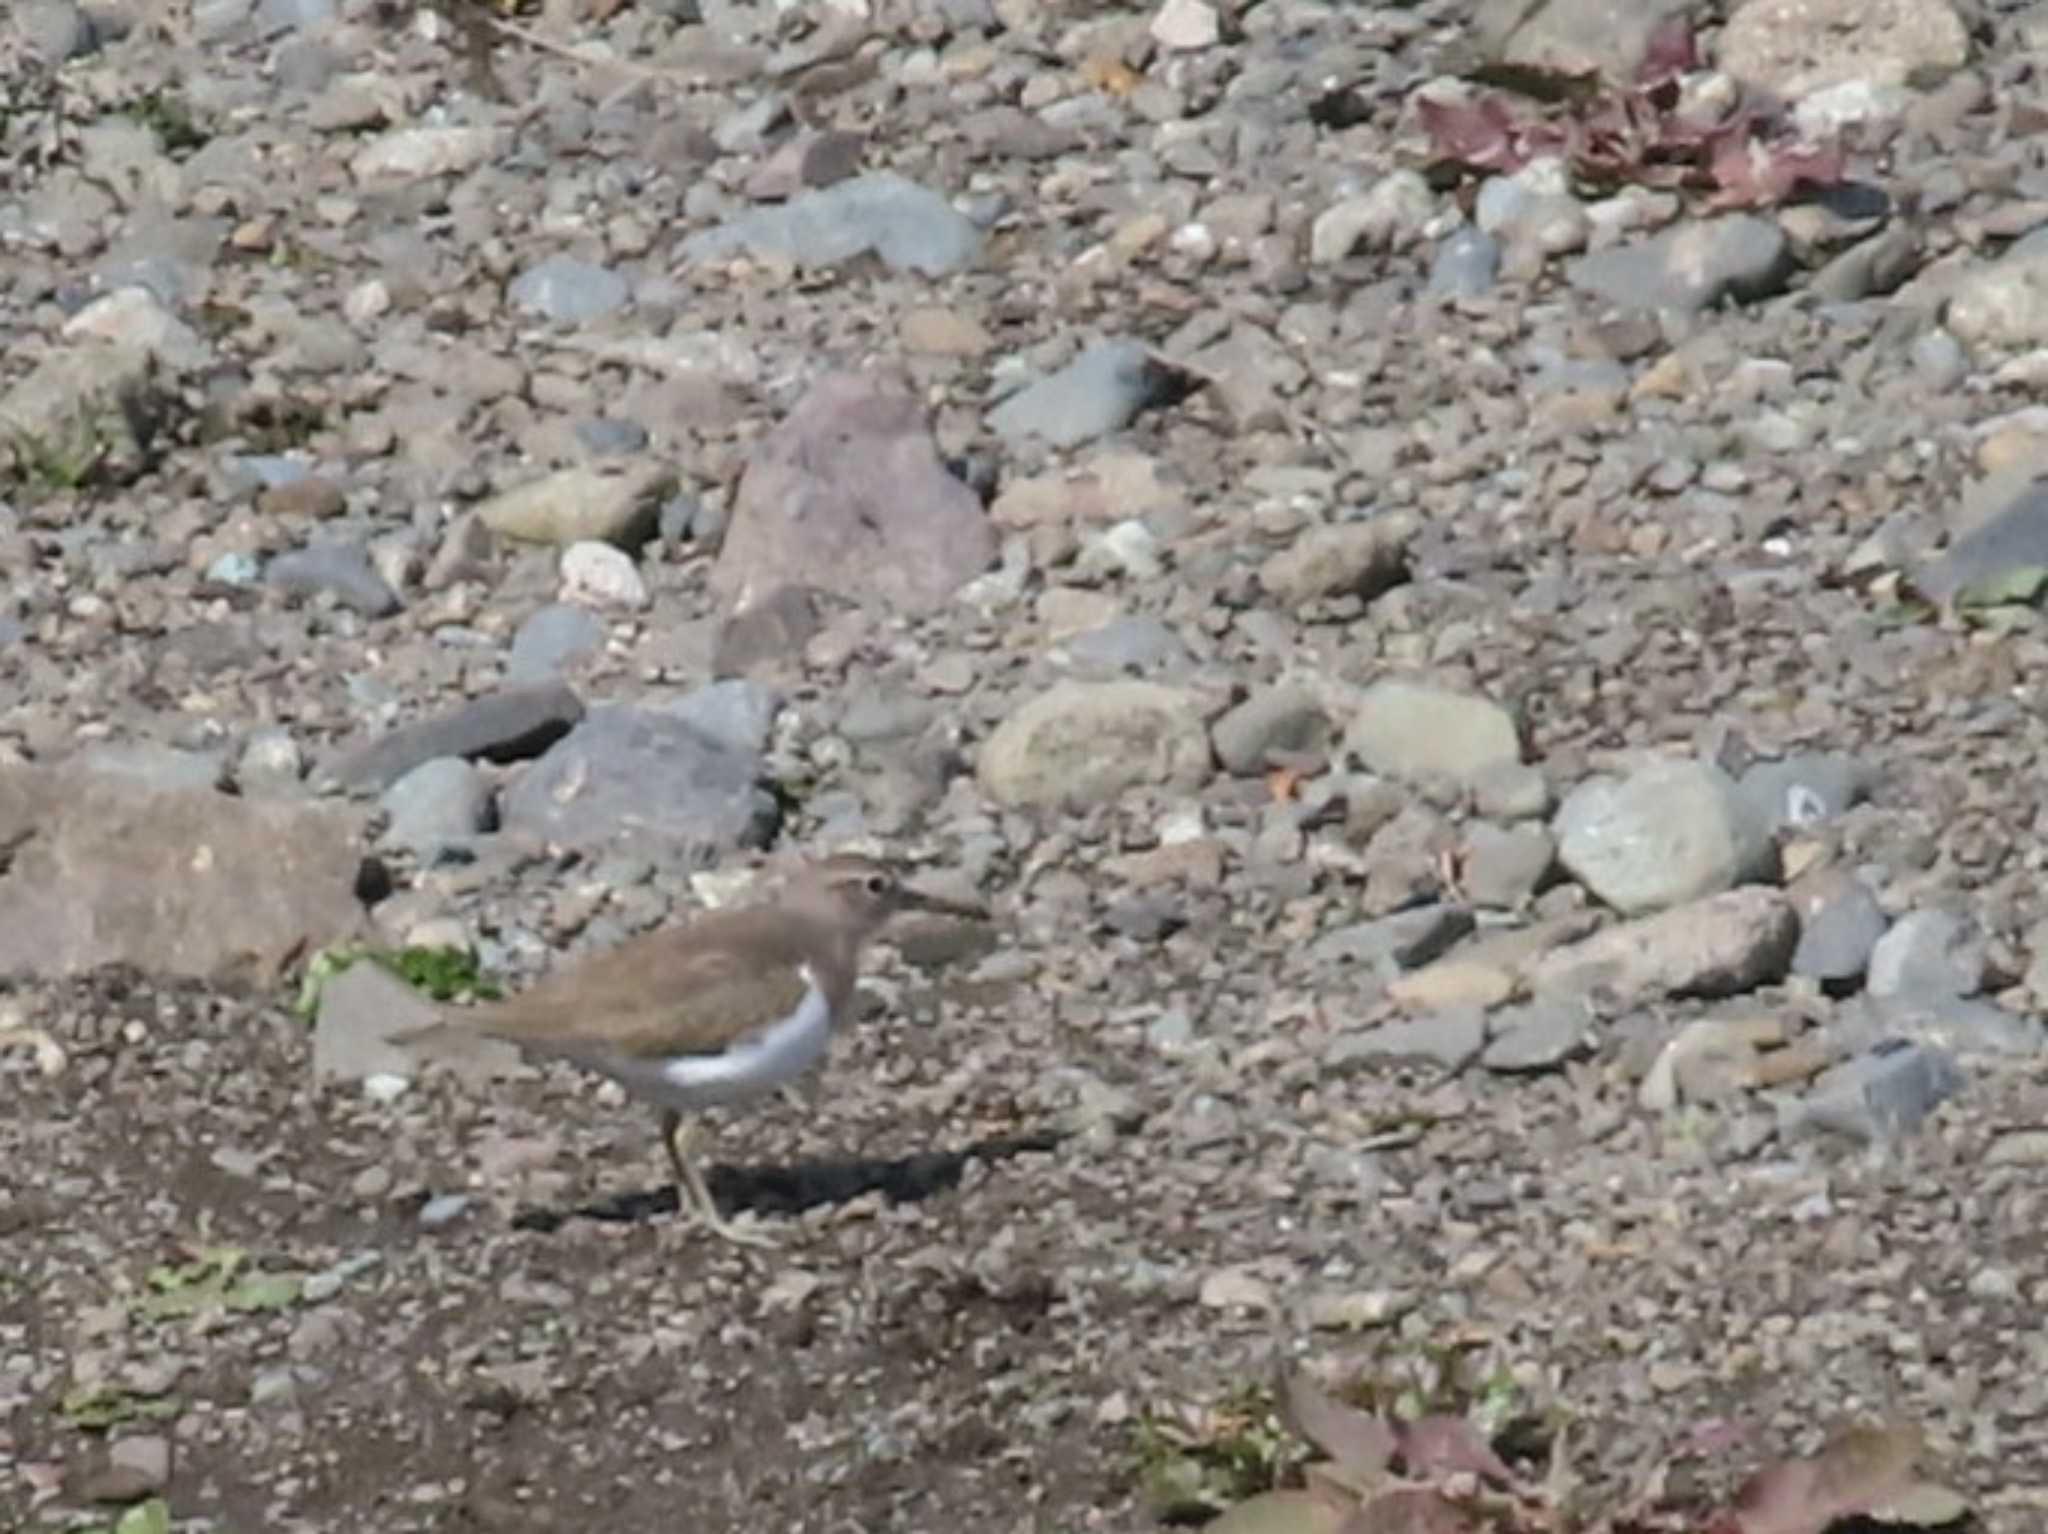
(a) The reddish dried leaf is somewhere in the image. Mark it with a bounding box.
[1394,1415,1518,1488]
[1635,14,1700,86]
[1730,1423,1922,1534]
[1414,91,1530,173]
[1703,130,1845,210]
[1281,1371,1398,1481]
[1340,1486,1477,1534]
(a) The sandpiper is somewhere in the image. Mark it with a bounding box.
[398,853,982,1247]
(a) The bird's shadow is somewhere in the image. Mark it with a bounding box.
[508,1130,1065,1233]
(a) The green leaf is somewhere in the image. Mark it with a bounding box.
[58,1384,179,1431]
[116,1499,174,1534]
[373,945,501,1003]
[134,1246,304,1320]
[291,944,366,1019]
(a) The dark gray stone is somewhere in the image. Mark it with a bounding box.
[324,682,585,791]
[500,704,780,862]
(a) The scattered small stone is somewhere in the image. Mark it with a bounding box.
[1258,514,1417,607]
[1457,822,1555,909]
[324,682,586,792]
[1480,996,1592,1073]
[379,757,494,856]
[986,340,1189,449]
[559,540,649,610]
[1788,867,1889,983]
[507,603,606,682]
[1787,1042,1964,1145]
[507,255,630,324]
[1567,216,1793,314]
[269,540,401,617]
[681,171,983,277]
[477,463,675,549]
[1866,908,1988,1000]
[419,1192,474,1228]
[1210,685,1332,776]
[1326,1007,1487,1073]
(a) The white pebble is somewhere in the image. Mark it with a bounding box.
[559,540,648,610]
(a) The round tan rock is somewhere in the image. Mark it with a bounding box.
[978,681,1210,810]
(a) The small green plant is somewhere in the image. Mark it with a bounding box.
[123,90,207,153]
[1133,1382,1299,1523]
[293,942,500,1018]
[10,419,111,492]
[75,1497,175,1534]
[58,1384,178,1432]
[135,1244,305,1322]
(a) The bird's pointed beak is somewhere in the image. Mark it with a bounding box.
[895,882,988,922]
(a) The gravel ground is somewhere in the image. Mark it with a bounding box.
[8,0,2048,1530]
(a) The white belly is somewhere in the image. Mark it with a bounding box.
[606,975,834,1111]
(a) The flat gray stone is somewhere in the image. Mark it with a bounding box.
[324,682,586,792]
[680,171,983,277]
[986,340,1186,449]
[379,757,495,856]
[499,704,780,862]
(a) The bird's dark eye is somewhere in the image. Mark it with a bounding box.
[864,873,890,896]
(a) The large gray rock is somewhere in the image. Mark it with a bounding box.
[0,765,367,984]
[1554,758,1778,916]
[713,370,995,615]
[500,705,780,862]
[1719,0,1968,100]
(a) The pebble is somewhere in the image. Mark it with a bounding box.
[1257,514,1417,607]
[559,540,649,610]
[507,602,606,681]
[1567,216,1792,314]
[477,463,673,548]
[1210,685,1331,776]
[419,1193,474,1228]
[986,340,1182,449]
[1788,867,1889,983]
[1866,908,1988,1000]
[681,171,984,277]
[978,681,1210,809]
[508,256,630,324]
[268,541,401,617]
[1343,679,1520,790]
[379,757,495,855]
[1427,228,1500,298]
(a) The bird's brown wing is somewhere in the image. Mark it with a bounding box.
[461,914,818,1061]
